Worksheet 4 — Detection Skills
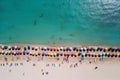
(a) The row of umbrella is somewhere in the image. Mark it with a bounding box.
[0,51,120,58]
[0,45,120,52]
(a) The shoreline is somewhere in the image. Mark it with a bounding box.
[1,43,120,47]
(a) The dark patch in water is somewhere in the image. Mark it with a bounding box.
[33,20,37,26]
[69,34,74,37]
[11,24,15,29]
[39,13,44,18]
[9,36,12,41]
[60,26,65,31]
[50,35,55,39]
[58,37,63,41]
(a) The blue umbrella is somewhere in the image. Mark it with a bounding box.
[90,48,95,51]
[23,51,26,55]
[12,46,15,50]
[73,47,78,51]
[117,48,120,52]
[28,45,31,50]
[24,46,27,51]
[102,53,105,57]
[56,53,60,56]
[108,47,113,51]
[42,52,45,56]
[4,45,8,49]
[66,47,72,51]
[78,52,83,56]
[79,52,84,57]
[97,47,103,51]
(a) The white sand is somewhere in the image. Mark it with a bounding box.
[0,56,120,80]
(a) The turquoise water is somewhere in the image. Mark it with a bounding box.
[0,0,120,46]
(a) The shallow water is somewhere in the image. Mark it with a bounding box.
[0,0,120,46]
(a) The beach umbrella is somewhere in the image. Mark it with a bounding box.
[8,46,11,50]
[110,53,114,57]
[1,51,5,55]
[17,46,21,50]
[107,53,110,57]
[32,47,35,50]
[63,48,66,52]
[71,53,74,57]
[35,47,38,51]
[114,53,117,57]
[108,47,113,51]
[42,52,45,56]
[13,51,16,56]
[26,51,29,55]
[73,47,78,51]
[97,47,103,51]
[78,52,81,56]
[64,53,67,56]
[79,52,84,57]
[1,45,4,49]
[53,48,56,52]
[14,46,17,50]
[99,53,103,57]
[90,48,95,51]
[23,51,26,55]
[4,51,8,55]
[56,47,60,51]
[24,46,27,51]
[92,52,96,57]
[67,53,70,57]
[60,47,63,51]
[4,45,8,49]
[111,48,115,52]
[46,47,50,51]
[116,48,120,52]
[17,51,21,55]
[56,53,60,57]
[94,47,97,51]
[79,48,83,52]
[95,53,99,57]
[60,53,63,56]
[66,47,72,51]
[101,53,105,57]
[38,52,41,56]
[83,47,87,52]
[44,47,47,51]
[29,51,32,55]
[28,45,31,50]
[40,47,44,51]
[104,48,108,51]
[11,46,15,50]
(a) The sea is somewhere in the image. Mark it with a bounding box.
[0,0,120,46]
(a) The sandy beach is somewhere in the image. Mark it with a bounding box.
[0,44,120,80]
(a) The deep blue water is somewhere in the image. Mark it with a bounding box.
[0,0,120,46]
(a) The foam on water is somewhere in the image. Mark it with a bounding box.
[0,0,120,46]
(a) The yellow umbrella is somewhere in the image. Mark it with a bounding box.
[1,45,4,49]
[96,53,99,57]
[75,53,78,56]
[94,47,97,51]
[90,52,92,56]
